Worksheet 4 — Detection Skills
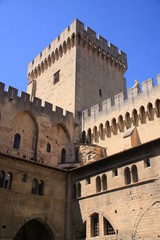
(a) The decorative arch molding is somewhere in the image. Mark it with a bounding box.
[13,214,56,240]
[51,122,71,142]
[132,197,160,239]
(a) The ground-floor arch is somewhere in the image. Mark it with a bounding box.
[14,219,55,240]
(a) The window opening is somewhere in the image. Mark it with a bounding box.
[96,176,101,192]
[131,165,138,183]
[61,148,66,163]
[77,182,81,198]
[53,70,60,85]
[91,213,99,237]
[4,173,12,189]
[38,180,44,196]
[46,143,51,153]
[144,159,151,168]
[102,174,107,190]
[0,171,4,188]
[124,167,131,184]
[86,177,91,185]
[113,168,118,177]
[22,174,27,183]
[31,179,38,194]
[13,133,21,149]
[104,218,115,235]
[99,89,102,97]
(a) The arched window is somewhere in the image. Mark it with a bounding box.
[4,172,12,189]
[99,123,104,140]
[139,106,146,124]
[102,174,107,191]
[87,128,92,144]
[91,213,99,237]
[96,176,101,192]
[38,180,44,196]
[99,89,102,97]
[125,112,131,129]
[31,179,38,194]
[124,167,131,185]
[22,173,27,183]
[77,182,81,198]
[105,121,111,138]
[61,148,66,163]
[155,99,160,117]
[104,217,115,235]
[81,131,86,143]
[13,133,21,149]
[132,109,138,126]
[46,143,51,153]
[111,118,117,135]
[93,126,98,142]
[147,102,154,120]
[118,115,124,132]
[0,171,5,188]
[131,165,138,183]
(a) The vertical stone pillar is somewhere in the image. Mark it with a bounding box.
[99,214,104,237]
[86,217,91,239]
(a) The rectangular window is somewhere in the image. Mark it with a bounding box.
[53,70,60,85]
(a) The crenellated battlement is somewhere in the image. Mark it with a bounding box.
[0,82,73,119]
[27,19,127,81]
[82,74,160,121]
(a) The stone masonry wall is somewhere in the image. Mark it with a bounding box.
[82,74,160,156]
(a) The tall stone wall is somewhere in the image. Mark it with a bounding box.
[0,82,75,165]
[82,74,160,156]
[71,139,160,240]
[0,154,70,240]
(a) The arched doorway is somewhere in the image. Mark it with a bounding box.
[14,219,54,240]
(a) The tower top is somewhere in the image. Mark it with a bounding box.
[27,19,127,80]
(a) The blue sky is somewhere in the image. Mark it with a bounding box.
[0,0,160,93]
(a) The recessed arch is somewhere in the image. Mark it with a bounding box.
[13,219,55,240]
[147,102,154,120]
[139,106,146,124]
[111,118,117,135]
[11,111,38,160]
[105,121,111,138]
[132,109,138,126]
[118,115,124,132]
[93,126,98,142]
[87,128,92,144]
[155,99,160,117]
[125,112,131,129]
[99,123,104,140]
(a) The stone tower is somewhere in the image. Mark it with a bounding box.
[27,19,127,117]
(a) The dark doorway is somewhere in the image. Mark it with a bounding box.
[14,219,54,240]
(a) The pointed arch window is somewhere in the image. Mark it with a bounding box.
[104,218,115,235]
[13,133,21,149]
